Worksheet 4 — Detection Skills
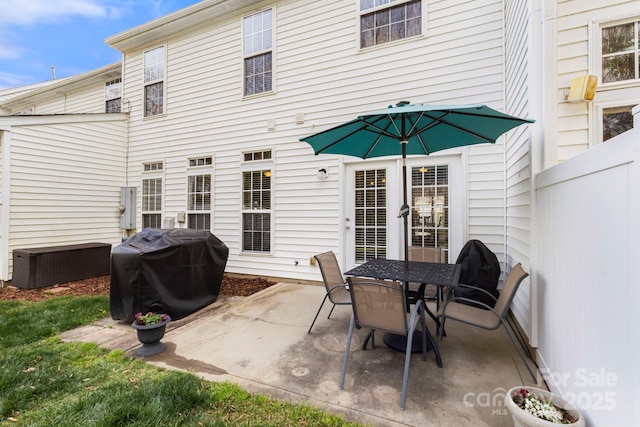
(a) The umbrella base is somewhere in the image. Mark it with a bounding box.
[383,331,433,353]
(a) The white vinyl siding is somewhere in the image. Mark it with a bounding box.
[503,0,534,340]
[118,0,507,280]
[0,114,126,278]
[14,84,113,115]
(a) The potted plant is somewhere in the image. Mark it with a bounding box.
[506,387,584,427]
[131,311,171,357]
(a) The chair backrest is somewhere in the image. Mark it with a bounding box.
[347,277,408,335]
[409,246,443,263]
[314,251,345,290]
[493,263,529,317]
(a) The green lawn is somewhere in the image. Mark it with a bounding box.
[0,296,362,426]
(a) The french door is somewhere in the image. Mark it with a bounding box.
[345,159,458,268]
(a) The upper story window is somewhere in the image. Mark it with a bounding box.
[243,9,273,96]
[359,0,422,49]
[144,46,165,116]
[601,20,640,83]
[105,78,122,113]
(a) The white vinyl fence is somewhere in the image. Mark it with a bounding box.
[533,106,640,426]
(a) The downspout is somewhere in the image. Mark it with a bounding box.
[529,0,556,350]
[0,127,12,283]
[501,0,508,274]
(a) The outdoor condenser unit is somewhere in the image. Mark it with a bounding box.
[120,187,136,229]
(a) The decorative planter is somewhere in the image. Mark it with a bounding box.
[506,387,585,427]
[131,315,171,357]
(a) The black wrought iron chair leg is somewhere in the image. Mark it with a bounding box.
[327,303,336,319]
[307,294,329,334]
[362,330,375,350]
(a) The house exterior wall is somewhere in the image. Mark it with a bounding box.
[0,114,126,280]
[8,83,110,115]
[504,0,534,339]
[534,107,640,426]
[118,0,511,281]
[552,0,640,165]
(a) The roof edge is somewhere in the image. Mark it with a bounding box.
[104,0,263,52]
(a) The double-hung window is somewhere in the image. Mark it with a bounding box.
[242,150,272,253]
[105,78,122,113]
[187,156,212,230]
[144,46,165,116]
[359,0,422,49]
[142,161,163,228]
[243,9,273,96]
[596,19,640,142]
[601,20,640,83]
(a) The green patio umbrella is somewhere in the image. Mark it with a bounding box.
[299,101,535,267]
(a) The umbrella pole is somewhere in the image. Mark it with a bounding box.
[401,142,409,269]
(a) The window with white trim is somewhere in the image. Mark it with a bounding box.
[144,46,165,116]
[142,162,163,228]
[243,9,273,96]
[601,20,640,83]
[242,151,272,253]
[359,0,422,49]
[105,78,122,113]
[594,18,640,143]
[187,156,212,230]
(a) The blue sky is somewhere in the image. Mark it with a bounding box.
[0,0,201,89]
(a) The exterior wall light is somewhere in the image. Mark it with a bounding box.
[317,168,328,180]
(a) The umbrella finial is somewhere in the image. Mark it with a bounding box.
[396,101,410,107]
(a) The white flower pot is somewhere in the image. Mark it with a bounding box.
[506,387,585,427]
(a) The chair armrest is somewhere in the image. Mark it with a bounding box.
[452,283,499,304]
[439,296,502,321]
[328,283,348,293]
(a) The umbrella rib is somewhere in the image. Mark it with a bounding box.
[412,111,496,143]
[361,116,403,139]
[308,120,368,154]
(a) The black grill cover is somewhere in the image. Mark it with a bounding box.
[110,228,229,321]
[454,239,501,308]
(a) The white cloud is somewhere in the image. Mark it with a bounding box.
[0,0,122,25]
[0,42,27,60]
[0,71,31,89]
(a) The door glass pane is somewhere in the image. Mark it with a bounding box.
[411,165,449,260]
[354,169,387,263]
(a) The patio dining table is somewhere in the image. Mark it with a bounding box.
[344,257,461,360]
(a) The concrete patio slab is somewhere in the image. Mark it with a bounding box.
[63,282,541,427]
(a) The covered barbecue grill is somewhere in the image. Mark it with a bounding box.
[110,228,228,321]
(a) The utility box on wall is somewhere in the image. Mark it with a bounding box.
[120,186,136,229]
